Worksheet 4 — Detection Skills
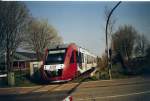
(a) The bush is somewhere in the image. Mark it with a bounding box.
[99,71,109,80]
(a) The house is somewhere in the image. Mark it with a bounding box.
[0,52,37,72]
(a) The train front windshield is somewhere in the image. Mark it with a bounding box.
[45,49,66,65]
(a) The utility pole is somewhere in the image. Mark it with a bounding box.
[105,1,121,80]
[4,52,7,72]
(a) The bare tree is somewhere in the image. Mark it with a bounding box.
[112,25,138,60]
[24,18,63,60]
[134,34,149,57]
[98,53,108,71]
[0,2,29,71]
[0,2,30,85]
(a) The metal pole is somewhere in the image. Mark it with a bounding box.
[5,52,7,72]
[105,1,121,80]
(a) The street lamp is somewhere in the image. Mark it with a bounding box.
[105,1,121,80]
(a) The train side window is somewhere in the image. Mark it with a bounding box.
[87,55,90,64]
[77,51,82,69]
[77,51,82,63]
[87,55,91,64]
[70,51,74,63]
[81,53,84,63]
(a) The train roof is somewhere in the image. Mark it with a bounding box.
[48,43,97,57]
[48,44,69,49]
[78,47,96,58]
[48,43,85,50]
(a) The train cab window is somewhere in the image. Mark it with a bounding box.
[70,51,74,63]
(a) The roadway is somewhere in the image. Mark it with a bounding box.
[71,77,150,101]
[0,76,150,101]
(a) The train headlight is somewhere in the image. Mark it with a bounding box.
[44,65,50,70]
[57,64,64,69]
[61,64,64,68]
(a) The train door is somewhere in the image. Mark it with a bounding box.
[79,53,87,72]
[76,51,84,73]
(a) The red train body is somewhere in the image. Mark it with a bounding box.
[40,43,96,82]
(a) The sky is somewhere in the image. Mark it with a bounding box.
[25,1,150,56]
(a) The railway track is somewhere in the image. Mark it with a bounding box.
[71,67,96,82]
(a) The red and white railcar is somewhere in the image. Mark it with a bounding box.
[40,43,97,82]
